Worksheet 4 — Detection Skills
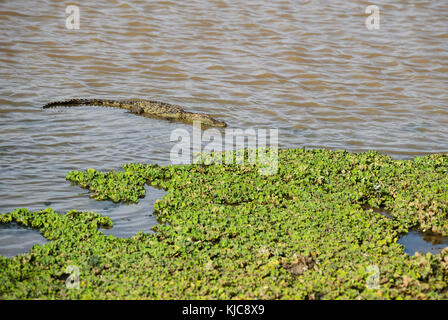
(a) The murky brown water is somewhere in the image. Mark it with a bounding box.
[1,0,448,256]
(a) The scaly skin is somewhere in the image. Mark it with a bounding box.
[43,98,227,127]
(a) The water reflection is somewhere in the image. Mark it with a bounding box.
[398,230,448,256]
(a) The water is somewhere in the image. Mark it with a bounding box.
[1,0,448,256]
[362,205,393,219]
[398,230,448,256]
[0,222,48,258]
[364,206,448,255]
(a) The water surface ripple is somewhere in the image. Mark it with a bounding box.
[1,0,448,255]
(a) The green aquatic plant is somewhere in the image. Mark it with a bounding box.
[1,148,448,299]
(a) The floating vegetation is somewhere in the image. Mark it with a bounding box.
[1,148,448,299]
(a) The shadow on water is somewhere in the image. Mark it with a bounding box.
[363,204,448,255]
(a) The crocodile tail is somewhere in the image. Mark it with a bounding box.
[43,99,119,109]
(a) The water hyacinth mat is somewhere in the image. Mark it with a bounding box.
[1,148,448,299]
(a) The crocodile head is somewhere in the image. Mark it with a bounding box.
[188,113,227,128]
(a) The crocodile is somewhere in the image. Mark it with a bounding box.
[43,98,227,127]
